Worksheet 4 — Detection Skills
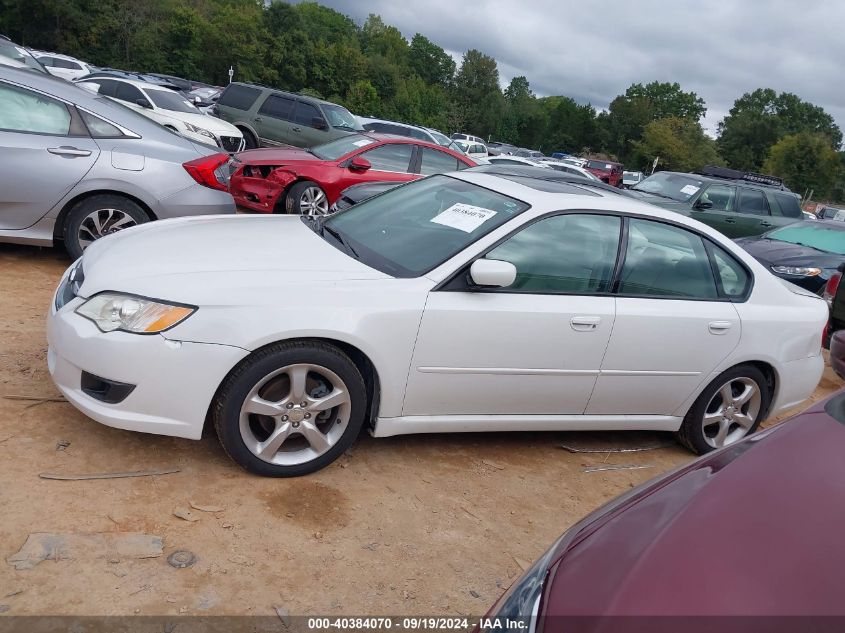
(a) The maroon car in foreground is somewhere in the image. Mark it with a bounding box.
[485,389,845,631]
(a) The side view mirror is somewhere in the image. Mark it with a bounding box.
[312,117,328,130]
[470,259,516,288]
[693,200,713,210]
[349,156,371,171]
[136,99,152,109]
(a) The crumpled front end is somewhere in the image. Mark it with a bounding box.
[230,163,298,214]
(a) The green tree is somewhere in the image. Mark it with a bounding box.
[603,81,706,162]
[345,79,380,117]
[717,89,842,171]
[408,34,455,87]
[632,116,722,172]
[762,132,841,199]
[452,49,503,138]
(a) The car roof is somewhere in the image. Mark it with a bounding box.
[78,75,171,93]
[659,170,790,192]
[32,50,84,62]
[462,165,633,198]
[229,82,342,106]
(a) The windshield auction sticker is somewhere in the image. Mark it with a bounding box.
[680,184,700,196]
[431,204,497,233]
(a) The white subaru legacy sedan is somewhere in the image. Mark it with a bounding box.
[48,172,827,476]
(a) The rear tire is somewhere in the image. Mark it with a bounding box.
[676,365,770,454]
[212,341,367,477]
[63,194,148,259]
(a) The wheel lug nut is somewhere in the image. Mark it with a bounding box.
[300,401,308,407]
[282,415,288,421]
[304,413,311,419]
[292,421,300,428]
[286,403,294,409]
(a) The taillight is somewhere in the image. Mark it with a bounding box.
[183,153,232,192]
[822,272,841,308]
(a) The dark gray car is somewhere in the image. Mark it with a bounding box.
[214,82,362,150]
[0,65,235,257]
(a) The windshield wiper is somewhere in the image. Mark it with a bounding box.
[633,188,676,200]
[314,217,359,258]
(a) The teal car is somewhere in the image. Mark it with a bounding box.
[628,166,803,238]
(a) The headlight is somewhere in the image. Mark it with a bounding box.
[76,293,196,334]
[772,266,822,277]
[184,122,215,139]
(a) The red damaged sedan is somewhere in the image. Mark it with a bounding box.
[229,133,475,215]
[484,388,845,630]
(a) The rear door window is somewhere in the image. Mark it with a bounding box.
[258,95,296,121]
[95,79,118,97]
[419,147,461,175]
[619,218,719,299]
[737,189,770,216]
[359,143,414,173]
[217,84,262,111]
[0,83,71,135]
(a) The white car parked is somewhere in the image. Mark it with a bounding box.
[48,172,827,476]
[31,51,93,81]
[453,140,489,160]
[487,155,551,169]
[542,160,601,181]
[76,77,244,151]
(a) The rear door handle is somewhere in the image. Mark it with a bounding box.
[47,146,91,157]
[292,126,302,133]
[723,218,736,224]
[709,321,733,335]
[760,221,774,228]
[253,117,262,123]
[571,316,601,331]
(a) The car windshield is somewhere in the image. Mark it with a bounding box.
[766,224,845,255]
[455,141,470,152]
[146,89,200,113]
[316,175,530,277]
[0,41,48,73]
[310,134,376,160]
[585,160,616,171]
[428,130,460,150]
[322,104,362,131]
[632,172,706,201]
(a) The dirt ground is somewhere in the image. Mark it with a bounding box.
[0,242,841,618]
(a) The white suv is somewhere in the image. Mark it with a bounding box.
[31,51,92,81]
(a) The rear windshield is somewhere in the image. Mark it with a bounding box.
[217,84,261,110]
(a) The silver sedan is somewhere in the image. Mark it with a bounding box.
[0,65,235,258]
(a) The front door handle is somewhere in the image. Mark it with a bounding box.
[253,117,262,123]
[723,218,737,224]
[760,221,774,228]
[709,321,733,335]
[571,316,601,331]
[47,146,91,157]
[292,126,302,133]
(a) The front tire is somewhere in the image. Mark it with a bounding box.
[63,194,148,259]
[212,341,367,477]
[676,365,770,454]
[240,128,258,150]
[285,181,329,215]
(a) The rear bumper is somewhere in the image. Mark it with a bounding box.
[157,184,236,219]
[770,354,825,415]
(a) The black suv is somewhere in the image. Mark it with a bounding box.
[628,165,803,238]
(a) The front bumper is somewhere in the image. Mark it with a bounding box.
[47,298,249,440]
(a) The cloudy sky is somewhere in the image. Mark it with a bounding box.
[312,0,844,136]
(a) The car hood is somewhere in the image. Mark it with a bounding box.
[235,147,321,165]
[78,215,389,301]
[543,403,845,615]
[735,237,844,271]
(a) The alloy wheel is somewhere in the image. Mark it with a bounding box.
[298,187,329,215]
[701,377,761,449]
[239,363,351,466]
[78,208,138,250]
